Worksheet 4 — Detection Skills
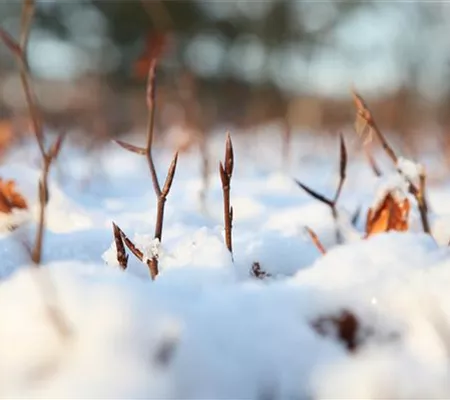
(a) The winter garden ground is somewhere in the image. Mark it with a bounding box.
[2,126,450,398]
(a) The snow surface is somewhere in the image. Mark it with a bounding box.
[2,129,450,398]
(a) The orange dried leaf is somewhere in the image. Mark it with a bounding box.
[365,193,410,237]
[0,179,28,213]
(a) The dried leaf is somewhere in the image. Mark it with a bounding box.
[365,193,410,237]
[0,178,28,213]
[311,309,360,352]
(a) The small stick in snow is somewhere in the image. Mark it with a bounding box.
[295,134,347,244]
[251,262,272,279]
[352,89,431,235]
[112,222,128,269]
[114,57,179,279]
[304,226,327,255]
[219,133,234,257]
[0,0,64,265]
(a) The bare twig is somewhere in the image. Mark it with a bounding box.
[112,222,128,269]
[364,145,382,177]
[304,226,327,255]
[113,57,178,279]
[416,169,431,234]
[113,223,158,279]
[219,133,234,257]
[281,118,292,170]
[352,88,431,235]
[199,133,210,212]
[0,1,64,265]
[295,134,347,243]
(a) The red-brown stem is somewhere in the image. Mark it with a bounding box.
[219,134,234,257]
[0,1,64,266]
[305,226,327,255]
[31,157,50,264]
[296,134,347,244]
[417,172,431,234]
[113,58,178,279]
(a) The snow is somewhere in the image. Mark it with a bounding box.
[397,156,425,188]
[1,130,450,398]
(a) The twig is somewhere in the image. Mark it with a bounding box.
[304,226,327,255]
[351,206,361,227]
[352,89,397,164]
[352,88,431,235]
[281,118,292,170]
[219,133,234,257]
[0,1,64,265]
[114,57,178,279]
[416,169,431,234]
[295,134,347,243]
[364,145,382,177]
[112,222,128,269]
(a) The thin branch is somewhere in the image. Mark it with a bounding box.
[145,58,162,197]
[19,0,34,51]
[295,135,347,243]
[351,206,361,227]
[364,146,382,177]
[416,170,431,234]
[220,133,234,257]
[333,133,347,204]
[0,2,64,265]
[294,180,333,207]
[304,226,327,255]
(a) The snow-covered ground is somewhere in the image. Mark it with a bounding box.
[2,127,450,398]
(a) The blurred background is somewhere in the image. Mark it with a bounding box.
[1,0,450,154]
